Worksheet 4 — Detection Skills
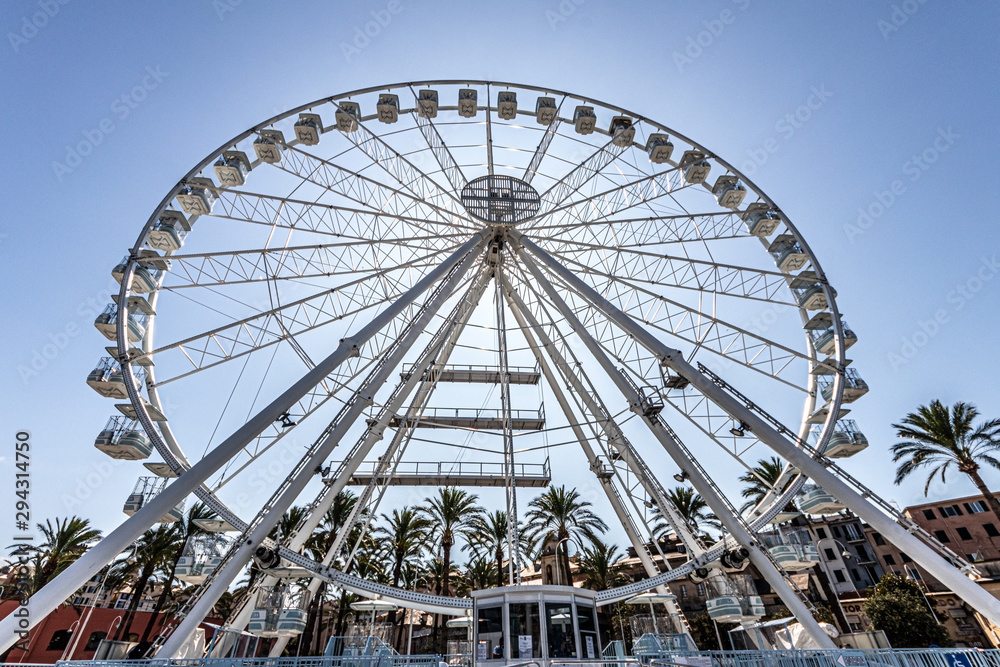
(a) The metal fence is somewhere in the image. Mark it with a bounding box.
[648,648,1000,667]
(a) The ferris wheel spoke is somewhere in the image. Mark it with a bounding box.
[156,241,456,291]
[330,101,468,218]
[532,210,747,246]
[205,183,473,239]
[522,95,568,185]
[277,140,470,232]
[531,132,633,221]
[145,246,461,383]
[407,85,468,194]
[545,242,795,306]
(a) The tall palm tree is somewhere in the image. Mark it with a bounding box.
[892,400,1000,523]
[113,524,182,642]
[140,503,216,646]
[526,485,608,586]
[576,538,630,592]
[652,487,722,540]
[303,491,359,654]
[465,555,497,591]
[420,489,483,599]
[738,457,789,513]
[377,506,432,589]
[8,516,102,592]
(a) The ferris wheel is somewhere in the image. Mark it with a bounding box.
[6,80,1000,657]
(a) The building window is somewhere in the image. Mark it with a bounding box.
[46,630,73,651]
[984,523,1000,538]
[832,526,842,538]
[901,552,912,563]
[845,524,863,541]
[923,509,937,521]
[965,501,988,514]
[834,570,847,583]
[696,583,706,596]
[85,632,107,651]
[908,568,923,580]
[872,532,886,546]
[824,548,837,561]
[883,554,896,566]
[939,505,962,518]
[957,527,973,541]
[114,594,131,609]
[855,545,869,561]
[816,528,828,540]
[851,568,861,582]
[934,530,950,543]
[680,585,687,599]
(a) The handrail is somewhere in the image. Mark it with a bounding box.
[348,460,551,477]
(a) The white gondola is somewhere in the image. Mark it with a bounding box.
[417,89,439,118]
[792,282,829,311]
[146,216,187,252]
[647,133,674,163]
[175,533,229,585]
[768,234,808,272]
[713,175,747,209]
[811,320,858,357]
[573,105,596,134]
[742,203,781,237]
[253,130,284,164]
[87,357,145,399]
[818,368,869,404]
[248,584,310,637]
[679,150,711,184]
[293,113,323,145]
[93,301,149,342]
[609,116,635,147]
[123,476,184,523]
[767,509,802,524]
[706,596,743,622]
[458,88,478,117]
[535,96,557,124]
[822,419,869,458]
[497,91,517,120]
[768,544,821,571]
[796,484,845,515]
[94,415,153,460]
[376,93,399,123]
[213,150,251,186]
[335,101,361,132]
[177,177,218,216]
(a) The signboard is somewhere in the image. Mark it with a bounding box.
[836,654,867,667]
[477,641,488,661]
[944,654,974,667]
[518,635,532,658]
[585,635,595,659]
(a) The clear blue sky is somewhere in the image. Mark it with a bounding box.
[1,1,999,557]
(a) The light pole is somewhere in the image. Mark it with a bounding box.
[406,575,428,656]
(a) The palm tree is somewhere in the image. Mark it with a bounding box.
[526,485,608,586]
[377,506,432,589]
[465,555,497,591]
[892,400,1000,523]
[738,457,790,513]
[140,503,216,646]
[9,516,102,592]
[113,524,182,642]
[303,491,359,655]
[576,538,630,592]
[420,489,483,599]
[652,487,722,540]
[465,510,528,587]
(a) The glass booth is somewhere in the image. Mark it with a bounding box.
[472,585,601,666]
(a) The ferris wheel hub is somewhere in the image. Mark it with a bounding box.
[460,174,540,226]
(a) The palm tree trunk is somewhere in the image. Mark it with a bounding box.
[561,541,573,586]
[140,547,183,645]
[440,541,452,654]
[496,546,504,587]
[301,585,322,655]
[966,469,1000,526]
[115,565,153,641]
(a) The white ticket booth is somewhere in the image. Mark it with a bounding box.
[472,585,601,667]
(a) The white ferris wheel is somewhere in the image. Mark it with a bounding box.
[5,80,1000,657]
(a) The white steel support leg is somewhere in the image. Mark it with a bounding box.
[0,234,485,654]
[505,287,692,643]
[265,271,493,658]
[516,232,1000,630]
[512,239,837,649]
[156,238,486,658]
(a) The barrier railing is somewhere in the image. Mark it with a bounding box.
[648,649,1000,667]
